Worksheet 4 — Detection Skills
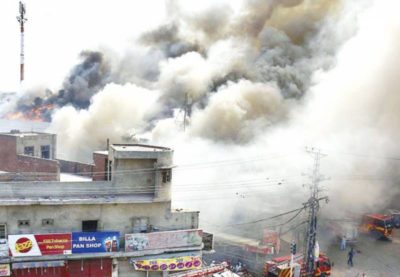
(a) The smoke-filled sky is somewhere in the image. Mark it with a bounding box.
[1,0,400,237]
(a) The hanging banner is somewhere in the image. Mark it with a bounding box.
[125,229,202,252]
[72,232,119,254]
[132,256,202,271]
[0,264,10,276]
[0,240,8,257]
[8,234,71,257]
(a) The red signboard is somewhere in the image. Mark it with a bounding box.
[263,230,279,245]
[8,234,71,257]
[35,234,71,255]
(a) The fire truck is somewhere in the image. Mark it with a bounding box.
[387,209,400,228]
[360,214,393,239]
[264,253,331,277]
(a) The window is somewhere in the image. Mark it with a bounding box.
[104,159,112,181]
[132,217,149,233]
[41,145,50,159]
[162,169,171,183]
[18,220,30,227]
[42,218,54,226]
[82,220,98,232]
[24,146,34,156]
[0,224,6,239]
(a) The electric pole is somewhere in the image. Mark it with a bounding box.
[17,1,27,83]
[303,148,328,276]
[183,93,188,131]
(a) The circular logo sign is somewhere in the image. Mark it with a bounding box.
[15,237,33,253]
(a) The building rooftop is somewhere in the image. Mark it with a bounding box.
[60,173,92,182]
[0,130,54,137]
[93,150,108,155]
[111,144,171,153]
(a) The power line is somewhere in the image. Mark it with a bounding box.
[0,152,299,177]
[320,148,400,162]
[204,207,305,228]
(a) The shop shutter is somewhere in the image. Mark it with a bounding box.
[68,259,112,277]
[12,266,67,277]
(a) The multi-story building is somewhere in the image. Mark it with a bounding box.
[0,133,203,277]
[0,130,58,181]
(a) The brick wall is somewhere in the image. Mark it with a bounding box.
[93,153,108,181]
[17,155,60,181]
[0,135,18,172]
[58,159,93,178]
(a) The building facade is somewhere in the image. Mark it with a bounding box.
[0,138,202,277]
[0,130,58,181]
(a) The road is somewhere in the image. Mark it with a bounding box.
[327,229,400,276]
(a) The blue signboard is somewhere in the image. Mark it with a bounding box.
[72,232,120,253]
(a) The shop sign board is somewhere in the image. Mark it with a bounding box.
[243,244,273,254]
[263,230,279,245]
[0,240,8,257]
[125,229,202,252]
[0,264,10,276]
[8,234,71,257]
[131,256,202,271]
[72,232,119,254]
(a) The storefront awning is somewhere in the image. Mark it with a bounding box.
[12,260,65,269]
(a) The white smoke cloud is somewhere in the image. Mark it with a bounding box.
[49,83,159,160]
[4,0,398,242]
[189,80,287,142]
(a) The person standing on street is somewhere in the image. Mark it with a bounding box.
[347,247,354,267]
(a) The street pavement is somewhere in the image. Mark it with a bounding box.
[327,229,400,276]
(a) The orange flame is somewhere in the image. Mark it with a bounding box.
[4,104,54,122]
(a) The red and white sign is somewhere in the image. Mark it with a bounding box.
[8,234,71,257]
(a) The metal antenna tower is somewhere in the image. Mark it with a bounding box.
[303,148,328,276]
[17,1,27,82]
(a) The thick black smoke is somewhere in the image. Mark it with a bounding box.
[9,51,112,121]
[49,51,111,109]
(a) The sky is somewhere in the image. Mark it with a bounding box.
[0,0,167,92]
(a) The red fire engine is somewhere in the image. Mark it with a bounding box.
[264,253,331,277]
[360,214,393,239]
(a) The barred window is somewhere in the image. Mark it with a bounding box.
[0,224,6,239]
[162,169,172,183]
[18,220,30,227]
[42,218,54,226]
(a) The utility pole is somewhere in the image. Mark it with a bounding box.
[303,148,328,276]
[17,1,27,82]
[183,93,192,131]
[183,93,188,131]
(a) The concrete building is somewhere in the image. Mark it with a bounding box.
[0,139,203,277]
